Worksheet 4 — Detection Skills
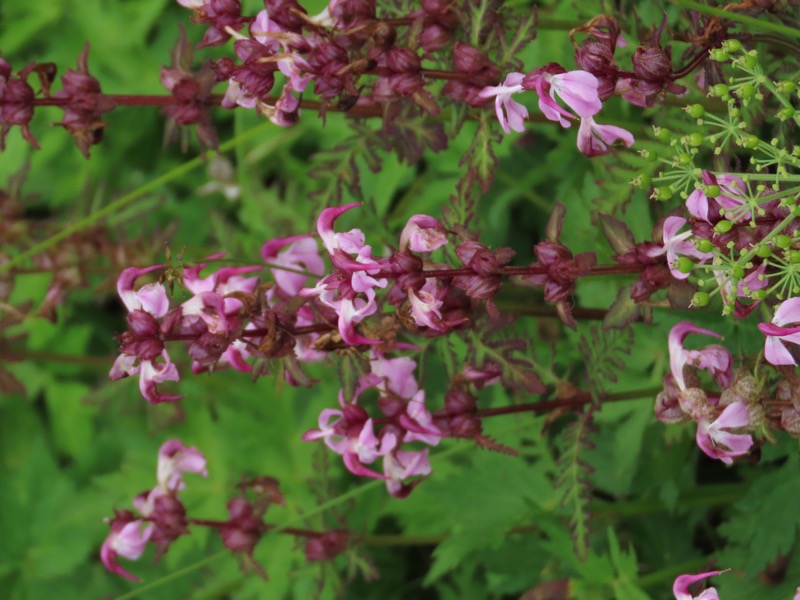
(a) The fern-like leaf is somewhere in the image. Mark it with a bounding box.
[578,325,634,406]
[467,330,546,395]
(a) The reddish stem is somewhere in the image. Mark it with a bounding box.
[474,387,661,418]
[178,518,325,538]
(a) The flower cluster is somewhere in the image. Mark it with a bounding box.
[479,63,634,156]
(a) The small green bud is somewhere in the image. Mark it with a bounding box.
[736,83,756,99]
[654,127,672,141]
[777,107,796,121]
[687,133,705,147]
[732,265,745,279]
[776,234,793,249]
[790,250,800,264]
[703,185,721,198]
[711,83,729,98]
[692,292,711,307]
[722,39,743,53]
[755,245,772,258]
[654,186,673,201]
[637,174,652,189]
[677,153,692,166]
[715,220,734,234]
[710,49,730,62]
[687,104,706,118]
[739,53,758,69]
[751,289,767,300]
[742,134,760,149]
[777,80,797,95]
[696,238,715,253]
[676,257,695,274]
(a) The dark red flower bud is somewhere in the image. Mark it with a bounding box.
[219,498,265,556]
[127,310,160,338]
[378,394,406,417]
[632,45,672,81]
[453,42,490,73]
[421,24,453,53]
[444,388,477,415]
[387,48,421,73]
[449,413,482,438]
[304,530,349,561]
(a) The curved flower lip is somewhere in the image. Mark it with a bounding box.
[117,265,167,315]
[318,203,362,254]
[774,297,800,327]
[696,402,753,465]
[673,570,724,600]
[758,322,800,337]
[668,321,726,390]
[479,72,528,134]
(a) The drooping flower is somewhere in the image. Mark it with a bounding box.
[156,439,208,492]
[399,215,448,253]
[672,570,723,600]
[576,116,634,156]
[261,234,325,297]
[758,297,800,366]
[523,65,602,127]
[686,172,750,223]
[668,322,732,391]
[477,72,528,134]
[383,449,432,498]
[398,390,443,446]
[100,512,153,581]
[696,402,753,464]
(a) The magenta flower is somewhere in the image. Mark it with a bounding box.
[182,258,260,314]
[383,449,432,498]
[261,235,325,296]
[696,402,753,464]
[478,72,529,134]
[668,322,732,391]
[109,350,182,404]
[686,172,749,223]
[673,570,723,600]
[399,215,448,253]
[408,281,446,331]
[117,265,169,317]
[647,216,712,280]
[156,439,208,492]
[525,66,602,127]
[398,390,443,446]
[367,354,419,399]
[100,513,153,581]
[576,116,634,156]
[758,297,800,365]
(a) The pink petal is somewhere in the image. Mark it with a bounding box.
[673,571,723,600]
[773,297,800,327]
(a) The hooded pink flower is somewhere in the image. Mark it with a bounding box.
[367,354,419,399]
[668,322,732,391]
[758,297,800,366]
[647,216,712,280]
[157,439,208,492]
[686,172,750,223]
[576,116,634,156]
[182,257,260,314]
[525,66,602,127]
[261,235,325,296]
[478,72,529,134]
[399,215,448,253]
[673,570,723,600]
[696,402,753,464]
[398,390,443,446]
[117,265,169,317]
[100,513,153,581]
[408,280,446,331]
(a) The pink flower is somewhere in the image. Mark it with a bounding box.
[525,66,602,127]
[399,215,448,253]
[686,172,749,223]
[182,258,260,314]
[647,216,712,280]
[117,266,169,317]
[668,322,732,392]
[383,449,432,498]
[157,439,208,492]
[478,72,528,134]
[261,235,325,296]
[673,570,723,600]
[696,402,753,464]
[576,116,634,156]
[398,390,443,445]
[109,350,182,404]
[408,281,445,331]
[100,513,153,581]
[367,354,419,399]
[758,297,800,365]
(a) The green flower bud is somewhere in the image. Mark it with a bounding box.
[695,238,715,253]
[654,186,673,201]
[752,289,767,300]
[755,245,772,258]
[742,134,760,149]
[732,265,745,279]
[722,39,743,53]
[676,257,695,274]
[711,83,729,97]
[687,104,706,118]
[710,49,730,62]
[703,185,721,198]
[777,107,796,121]
[715,220,734,234]
[687,133,705,147]
[790,250,800,264]
[776,234,793,249]
[677,153,692,166]
[777,81,797,95]
[654,127,672,141]
[739,53,758,69]
[692,291,710,307]
[736,83,756,99]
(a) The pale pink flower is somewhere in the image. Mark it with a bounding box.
[478,72,529,134]
[576,116,634,156]
[686,172,749,223]
[367,354,419,399]
[696,402,753,464]
[673,570,723,600]
[383,449,432,498]
[182,257,260,314]
[526,67,602,127]
[398,390,443,446]
[668,322,732,392]
[408,282,445,331]
[758,297,800,366]
[647,216,712,280]
[100,515,153,581]
[109,350,182,404]
[117,266,169,317]
[399,215,448,253]
[157,439,208,492]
